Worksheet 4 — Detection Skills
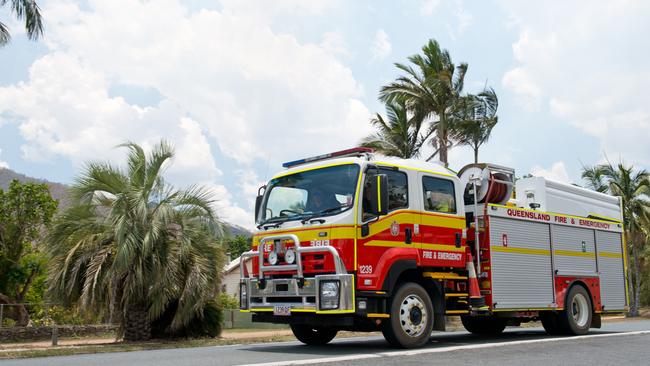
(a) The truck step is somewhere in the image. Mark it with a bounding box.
[423,272,468,280]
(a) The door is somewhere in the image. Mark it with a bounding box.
[418,173,465,267]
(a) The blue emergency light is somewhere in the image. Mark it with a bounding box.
[282,147,374,168]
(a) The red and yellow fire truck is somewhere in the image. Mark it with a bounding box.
[239,148,628,348]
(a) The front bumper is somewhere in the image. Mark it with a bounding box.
[240,274,354,313]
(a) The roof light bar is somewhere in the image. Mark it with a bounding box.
[282,147,374,168]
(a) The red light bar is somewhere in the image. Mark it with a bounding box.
[282,147,374,168]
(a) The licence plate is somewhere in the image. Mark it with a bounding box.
[273,305,291,316]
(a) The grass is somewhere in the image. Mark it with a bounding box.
[0,334,296,360]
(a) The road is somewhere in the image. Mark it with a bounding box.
[2,320,649,366]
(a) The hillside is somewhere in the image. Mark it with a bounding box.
[0,167,251,237]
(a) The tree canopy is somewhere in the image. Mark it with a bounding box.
[0,0,44,46]
[0,179,57,325]
[47,141,225,340]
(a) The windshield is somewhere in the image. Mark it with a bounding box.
[258,164,360,224]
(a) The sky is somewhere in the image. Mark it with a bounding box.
[1,0,649,229]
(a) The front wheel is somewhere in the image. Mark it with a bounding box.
[290,324,337,345]
[382,282,434,348]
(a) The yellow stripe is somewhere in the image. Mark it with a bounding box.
[445,310,469,314]
[272,162,357,179]
[445,293,469,298]
[360,210,464,238]
[376,175,382,212]
[599,251,623,259]
[554,249,595,258]
[420,214,466,229]
[367,313,390,318]
[491,246,550,256]
[353,169,363,271]
[365,240,465,252]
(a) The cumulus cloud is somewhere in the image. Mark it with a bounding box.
[500,1,650,166]
[372,29,392,60]
[0,0,373,229]
[531,161,571,184]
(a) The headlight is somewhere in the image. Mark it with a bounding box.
[319,280,340,310]
[268,251,278,265]
[240,283,248,309]
[285,248,295,264]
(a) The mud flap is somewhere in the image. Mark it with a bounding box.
[591,313,601,329]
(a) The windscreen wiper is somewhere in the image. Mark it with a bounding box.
[300,206,345,224]
[256,217,290,230]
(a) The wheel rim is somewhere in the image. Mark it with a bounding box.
[399,294,428,337]
[571,293,589,327]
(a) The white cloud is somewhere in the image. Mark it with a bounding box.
[500,1,650,166]
[531,161,570,184]
[372,29,392,60]
[420,0,441,16]
[0,0,374,228]
[0,148,8,169]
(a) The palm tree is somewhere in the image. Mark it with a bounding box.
[450,87,499,163]
[360,99,433,159]
[1,0,44,46]
[380,39,468,167]
[582,162,650,316]
[47,141,224,340]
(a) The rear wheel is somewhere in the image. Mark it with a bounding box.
[557,285,592,335]
[461,316,507,335]
[290,324,337,345]
[382,282,434,348]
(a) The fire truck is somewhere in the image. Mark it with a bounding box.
[239,148,628,348]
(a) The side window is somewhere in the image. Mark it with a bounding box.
[363,168,408,221]
[384,169,408,211]
[422,176,456,214]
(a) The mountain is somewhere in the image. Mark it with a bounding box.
[0,167,71,207]
[0,167,251,237]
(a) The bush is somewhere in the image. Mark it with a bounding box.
[219,292,239,309]
[151,300,223,339]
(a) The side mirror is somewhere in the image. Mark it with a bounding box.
[254,185,266,223]
[254,195,263,222]
[367,174,389,216]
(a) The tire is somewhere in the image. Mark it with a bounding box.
[540,312,563,335]
[382,282,434,348]
[460,316,507,335]
[557,285,592,335]
[290,324,337,345]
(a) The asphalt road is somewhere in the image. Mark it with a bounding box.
[2,320,650,366]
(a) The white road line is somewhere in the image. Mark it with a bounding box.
[237,330,650,366]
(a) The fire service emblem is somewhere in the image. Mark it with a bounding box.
[390,221,399,236]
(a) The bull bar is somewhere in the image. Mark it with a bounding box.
[239,234,354,313]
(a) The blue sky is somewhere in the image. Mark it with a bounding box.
[1,0,648,228]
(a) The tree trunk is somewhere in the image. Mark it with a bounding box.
[123,304,151,341]
[473,147,479,164]
[627,231,640,317]
[0,293,30,326]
